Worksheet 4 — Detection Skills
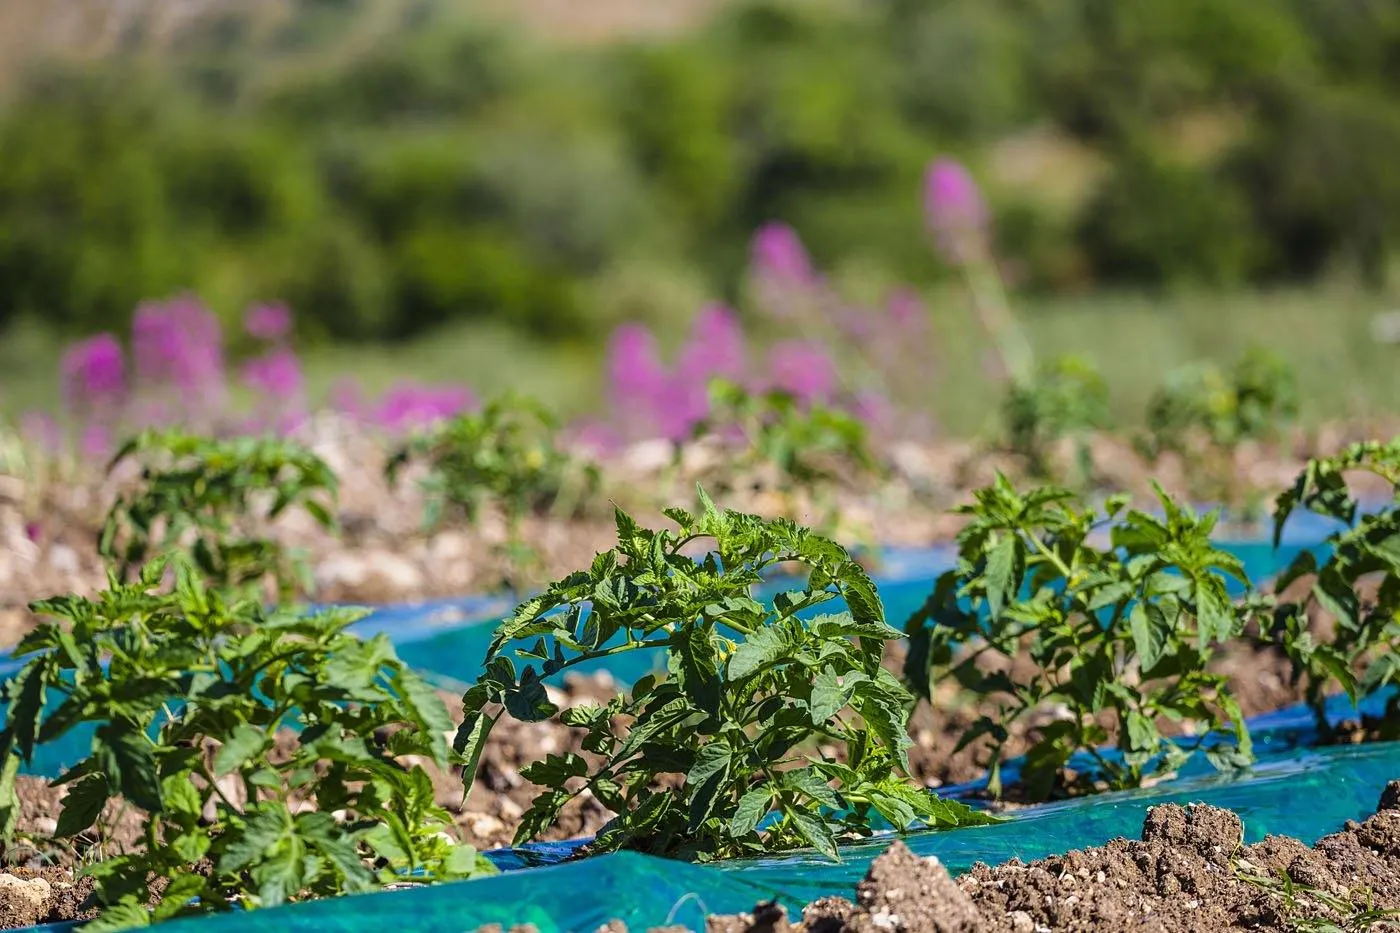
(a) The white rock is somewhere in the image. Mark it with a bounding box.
[0,873,51,911]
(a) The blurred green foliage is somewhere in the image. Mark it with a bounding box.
[3,0,1400,342]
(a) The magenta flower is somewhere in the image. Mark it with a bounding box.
[766,340,838,403]
[374,382,475,434]
[678,304,747,384]
[607,324,668,404]
[923,158,989,265]
[244,303,293,342]
[751,223,815,285]
[241,348,304,398]
[60,334,126,413]
[132,296,227,412]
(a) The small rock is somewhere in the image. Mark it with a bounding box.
[1007,912,1034,933]
[0,873,52,927]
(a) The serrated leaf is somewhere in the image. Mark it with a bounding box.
[1129,603,1170,674]
[786,807,838,861]
[728,626,791,680]
[220,805,290,873]
[686,742,732,832]
[729,787,771,837]
[213,724,269,777]
[55,775,108,837]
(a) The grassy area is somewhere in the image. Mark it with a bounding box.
[3,282,1396,438]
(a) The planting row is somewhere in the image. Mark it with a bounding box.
[1,426,1400,927]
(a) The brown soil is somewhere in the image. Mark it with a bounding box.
[688,784,1400,933]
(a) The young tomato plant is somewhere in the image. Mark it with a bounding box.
[1269,440,1400,740]
[457,490,996,862]
[385,395,599,586]
[100,430,338,599]
[1142,347,1299,509]
[904,475,1260,800]
[0,557,491,929]
[693,380,879,494]
[1001,355,1110,485]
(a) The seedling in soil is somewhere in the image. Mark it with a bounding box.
[100,430,338,600]
[0,557,491,928]
[905,475,1263,800]
[1141,347,1299,510]
[1237,863,1400,932]
[385,394,599,589]
[691,379,879,493]
[457,490,996,862]
[1001,354,1110,487]
[1270,439,1400,742]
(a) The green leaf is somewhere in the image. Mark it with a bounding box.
[95,725,162,813]
[781,767,839,809]
[685,742,732,832]
[729,787,771,837]
[810,667,863,724]
[55,776,109,837]
[984,534,1019,618]
[220,805,291,873]
[1125,712,1157,753]
[0,754,19,841]
[395,668,454,765]
[786,807,839,861]
[213,724,269,777]
[81,900,153,932]
[728,626,791,680]
[520,753,589,787]
[1129,603,1171,674]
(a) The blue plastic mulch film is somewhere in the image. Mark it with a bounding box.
[3,532,1370,933]
[23,739,1400,933]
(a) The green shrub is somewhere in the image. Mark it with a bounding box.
[1001,355,1110,484]
[1270,440,1400,740]
[0,557,492,926]
[904,475,1260,799]
[100,431,338,599]
[457,492,997,861]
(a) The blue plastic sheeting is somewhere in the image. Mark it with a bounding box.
[23,738,1400,933]
[720,739,1400,908]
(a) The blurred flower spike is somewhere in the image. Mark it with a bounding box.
[244,303,293,342]
[751,222,816,286]
[924,157,989,266]
[60,334,126,414]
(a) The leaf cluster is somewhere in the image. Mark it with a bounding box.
[692,380,879,493]
[0,557,491,929]
[385,394,599,532]
[1268,440,1400,739]
[99,431,338,599]
[905,475,1260,800]
[457,490,995,862]
[1143,347,1298,460]
[1001,355,1110,484]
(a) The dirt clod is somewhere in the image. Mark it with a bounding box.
[696,797,1400,933]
